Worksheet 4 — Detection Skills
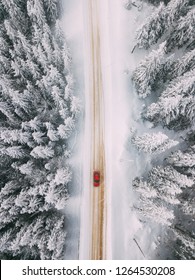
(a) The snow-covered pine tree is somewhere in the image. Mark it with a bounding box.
[166,7,195,52]
[45,122,59,141]
[43,0,59,24]
[131,131,178,154]
[167,146,195,169]
[132,42,195,98]
[0,129,32,146]
[133,164,194,226]
[144,69,195,130]
[45,167,71,210]
[136,0,192,50]
[142,0,171,6]
[133,177,157,199]
[170,48,195,79]
[58,117,75,139]
[136,2,167,49]
[7,211,66,259]
[181,200,195,216]
[132,43,175,98]
[172,226,195,259]
[133,193,174,226]
[47,217,67,259]
[148,166,194,190]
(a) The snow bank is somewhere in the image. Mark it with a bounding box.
[102,0,154,259]
[61,0,85,259]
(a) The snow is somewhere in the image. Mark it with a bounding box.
[101,0,155,259]
[61,0,160,260]
[101,0,133,259]
[78,0,143,259]
[76,0,93,260]
[61,0,85,259]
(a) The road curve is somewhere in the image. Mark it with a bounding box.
[87,0,106,260]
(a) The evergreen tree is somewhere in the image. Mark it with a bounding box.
[136,0,192,50]
[166,7,195,52]
[133,163,194,229]
[133,188,174,226]
[132,43,174,98]
[148,166,194,190]
[181,200,195,216]
[144,69,195,130]
[167,146,195,169]
[8,211,66,259]
[172,226,195,259]
[171,48,195,79]
[131,131,178,154]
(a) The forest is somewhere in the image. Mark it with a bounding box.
[131,0,195,259]
[0,0,79,259]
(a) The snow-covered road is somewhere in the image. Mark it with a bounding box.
[79,0,153,260]
[79,0,140,260]
[80,0,107,260]
[88,0,106,260]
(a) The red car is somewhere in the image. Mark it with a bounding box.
[93,171,100,187]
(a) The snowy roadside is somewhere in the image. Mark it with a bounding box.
[102,0,156,259]
[61,0,85,259]
[79,0,94,260]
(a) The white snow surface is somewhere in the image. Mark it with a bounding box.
[99,0,160,260]
[62,0,159,259]
[78,0,92,259]
[101,0,152,259]
[61,0,85,259]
